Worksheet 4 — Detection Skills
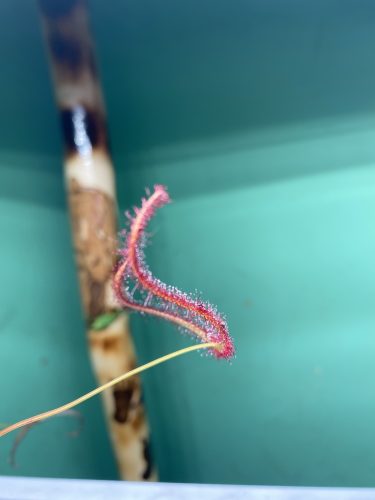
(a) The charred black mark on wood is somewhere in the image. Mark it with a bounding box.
[39,0,79,19]
[61,109,80,153]
[113,388,133,423]
[60,106,105,155]
[48,31,82,72]
[142,439,153,480]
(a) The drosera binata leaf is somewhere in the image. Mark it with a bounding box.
[113,185,235,360]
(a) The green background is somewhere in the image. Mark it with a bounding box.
[1,0,375,486]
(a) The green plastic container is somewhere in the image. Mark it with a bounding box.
[1,0,375,487]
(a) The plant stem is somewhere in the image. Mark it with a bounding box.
[0,342,217,438]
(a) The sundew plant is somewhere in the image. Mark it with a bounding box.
[0,186,234,438]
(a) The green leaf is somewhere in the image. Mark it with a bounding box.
[91,311,120,331]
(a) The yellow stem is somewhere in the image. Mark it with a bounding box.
[0,342,217,438]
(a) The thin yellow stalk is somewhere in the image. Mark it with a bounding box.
[0,342,217,439]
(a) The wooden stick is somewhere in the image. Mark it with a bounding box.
[38,0,156,480]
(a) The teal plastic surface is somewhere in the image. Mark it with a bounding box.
[1,0,375,486]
